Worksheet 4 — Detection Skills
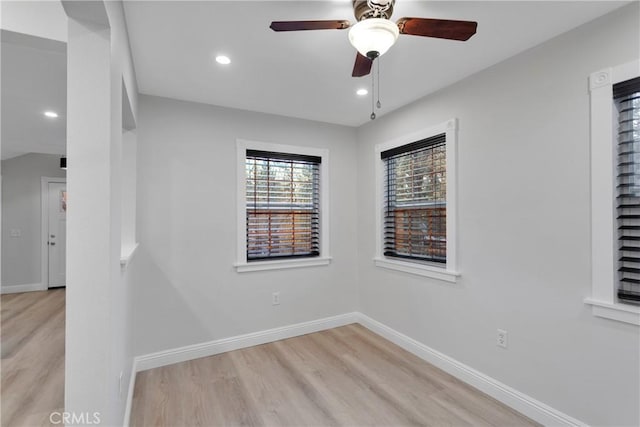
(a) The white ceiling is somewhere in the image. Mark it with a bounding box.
[124,0,629,127]
[0,0,67,42]
[0,0,631,161]
[1,0,67,161]
[1,30,67,160]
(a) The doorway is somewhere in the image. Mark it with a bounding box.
[42,178,67,288]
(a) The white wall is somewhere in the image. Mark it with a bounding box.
[121,129,137,251]
[133,95,359,356]
[1,153,65,289]
[103,2,138,422]
[356,4,639,426]
[63,0,138,424]
[0,0,67,42]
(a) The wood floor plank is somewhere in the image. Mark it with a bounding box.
[275,333,421,426]
[230,343,339,426]
[130,324,540,427]
[2,290,63,359]
[313,328,471,427]
[1,289,65,427]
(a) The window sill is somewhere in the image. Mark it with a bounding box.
[374,257,460,283]
[584,298,640,326]
[235,257,332,273]
[120,243,139,269]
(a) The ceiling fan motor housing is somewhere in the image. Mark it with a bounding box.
[353,0,395,21]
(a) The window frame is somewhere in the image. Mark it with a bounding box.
[374,119,460,282]
[586,59,640,325]
[235,139,331,273]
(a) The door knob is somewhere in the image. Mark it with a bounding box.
[50,234,55,238]
[50,242,56,246]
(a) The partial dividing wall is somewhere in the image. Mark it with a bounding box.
[1,153,66,289]
[63,0,139,424]
[356,4,639,426]
[133,95,359,356]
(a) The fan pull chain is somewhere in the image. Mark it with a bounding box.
[370,63,376,120]
[377,58,382,109]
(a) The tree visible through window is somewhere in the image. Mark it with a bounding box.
[245,150,320,261]
[382,134,446,263]
[615,77,640,303]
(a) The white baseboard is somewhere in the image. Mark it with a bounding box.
[0,283,45,294]
[123,359,137,427]
[355,313,586,427]
[134,312,358,372]
[132,311,585,427]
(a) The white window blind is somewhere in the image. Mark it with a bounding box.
[615,77,640,303]
[381,134,446,263]
[245,150,320,261]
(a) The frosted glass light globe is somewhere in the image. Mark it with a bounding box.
[348,18,399,58]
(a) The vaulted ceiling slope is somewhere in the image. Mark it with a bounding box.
[124,1,629,127]
[1,30,67,160]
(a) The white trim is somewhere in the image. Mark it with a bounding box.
[120,242,139,269]
[588,59,640,324]
[41,177,66,291]
[122,359,137,427]
[134,312,357,372]
[611,59,640,84]
[589,68,611,91]
[374,257,459,282]
[584,298,640,326]
[235,256,331,273]
[355,313,587,427]
[374,118,459,281]
[132,312,586,426]
[0,283,44,294]
[235,139,330,273]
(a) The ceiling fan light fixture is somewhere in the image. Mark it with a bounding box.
[348,18,399,58]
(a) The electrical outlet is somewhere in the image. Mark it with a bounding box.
[272,292,280,306]
[497,329,508,348]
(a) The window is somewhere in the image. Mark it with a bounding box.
[245,150,320,261]
[382,134,447,263]
[374,119,459,282]
[586,61,640,325]
[614,77,640,304]
[235,140,330,272]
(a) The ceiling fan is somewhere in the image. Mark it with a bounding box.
[270,0,478,77]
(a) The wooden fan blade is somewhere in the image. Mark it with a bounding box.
[270,20,350,31]
[397,17,477,41]
[352,53,373,77]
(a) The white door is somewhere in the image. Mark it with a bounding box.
[48,182,67,288]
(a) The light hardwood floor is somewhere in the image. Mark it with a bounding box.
[132,324,539,426]
[1,289,65,427]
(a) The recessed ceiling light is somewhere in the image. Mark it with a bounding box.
[356,89,368,96]
[44,111,58,118]
[215,55,231,65]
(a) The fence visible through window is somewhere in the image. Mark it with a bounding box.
[245,150,320,261]
[382,134,447,263]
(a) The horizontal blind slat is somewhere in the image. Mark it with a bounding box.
[246,151,320,261]
[615,80,640,304]
[383,135,447,263]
